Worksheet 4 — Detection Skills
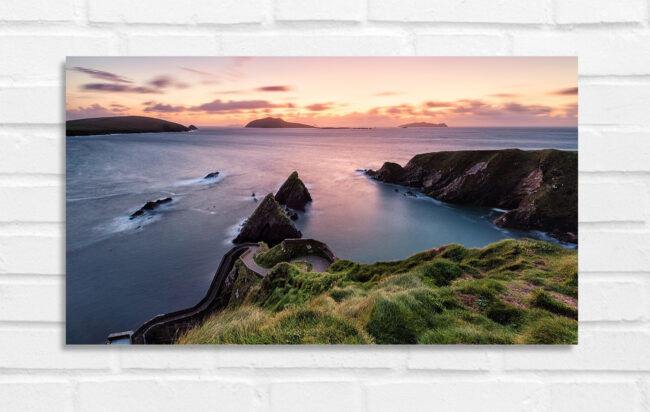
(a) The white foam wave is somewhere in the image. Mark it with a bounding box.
[173,172,224,187]
[223,218,247,245]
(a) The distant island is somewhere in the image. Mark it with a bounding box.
[66,116,197,136]
[399,122,448,128]
[245,117,315,128]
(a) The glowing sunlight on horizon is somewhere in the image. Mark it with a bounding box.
[66,57,577,127]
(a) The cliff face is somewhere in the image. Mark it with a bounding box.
[367,149,577,242]
[275,171,312,211]
[233,194,302,245]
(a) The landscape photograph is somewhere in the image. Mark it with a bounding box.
[65,57,578,345]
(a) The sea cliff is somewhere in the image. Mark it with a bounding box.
[366,149,577,242]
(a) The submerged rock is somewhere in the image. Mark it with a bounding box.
[233,194,302,245]
[130,197,172,219]
[203,171,220,179]
[367,149,577,243]
[275,171,312,211]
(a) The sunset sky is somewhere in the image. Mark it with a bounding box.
[66,57,577,127]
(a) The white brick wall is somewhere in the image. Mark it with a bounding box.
[1,1,648,410]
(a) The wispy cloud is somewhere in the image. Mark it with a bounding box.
[375,91,400,96]
[69,67,132,83]
[81,83,162,94]
[180,67,221,85]
[489,93,519,98]
[142,99,282,114]
[425,101,454,108]
[148,75,190,89]
[66,103,131,120]
[255,85,292,92]
[305,102,335,111]
[550,87,578,95]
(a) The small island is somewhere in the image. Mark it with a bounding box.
[245,117,315,128]
[399,122,448,128]
[66,116,197,137]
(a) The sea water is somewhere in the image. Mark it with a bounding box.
[66,127,577,343]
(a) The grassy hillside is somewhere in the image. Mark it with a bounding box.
[178,239,577,344]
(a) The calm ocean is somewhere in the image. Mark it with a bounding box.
[66,127,577,343]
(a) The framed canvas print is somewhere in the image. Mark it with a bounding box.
[65,57,577,345]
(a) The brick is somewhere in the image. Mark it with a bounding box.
[0,382,73,412]
[0,328,110,369]
[216,347,405,369]
[0,128,63,174]
[366,382,546,412]
[271,381,361,412]
[76,380,255,412]
[415,34,508,55]
[579,181,646,222]
[0,187,64,222]
[549,382,643,411]
[0,0,75,22]
[580,130,650,172]
[0,281,62,322]
[579,232,650,271]
[120,347,216,369]
[275,0,364,21]
[513,31,650,75]
[369,0,549,23]
[580,279,646,321]
[127,35,219,55]
[0,87,62,124]
[220,34,412,55]
[0,236,63,275]
[0,35,115,81]
[580,84,650,126]
[88,0,265,24]
[407,347,492,370]
[554,0,645,24]
[504,330,650,370]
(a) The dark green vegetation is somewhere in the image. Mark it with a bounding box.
[253,240,334,269]
[367,149,578,243]
[66,116,193,136]
[245,117,315,128]
[178,239,578,344]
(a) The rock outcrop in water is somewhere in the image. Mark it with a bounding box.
[66,116,194,136]
[245,117,315,128]
[130,197,172,219]
[203,171,220,180]
[275,171,312,211]
[366,149,577,242]
[233,194,302,245]
[188,125,198,130]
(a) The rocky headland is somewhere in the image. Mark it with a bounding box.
[275,171,312,212]
[366,149,577,242]
[233,194,302,245]
[66,116,196,136]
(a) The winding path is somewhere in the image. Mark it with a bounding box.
[108,239,337,344]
